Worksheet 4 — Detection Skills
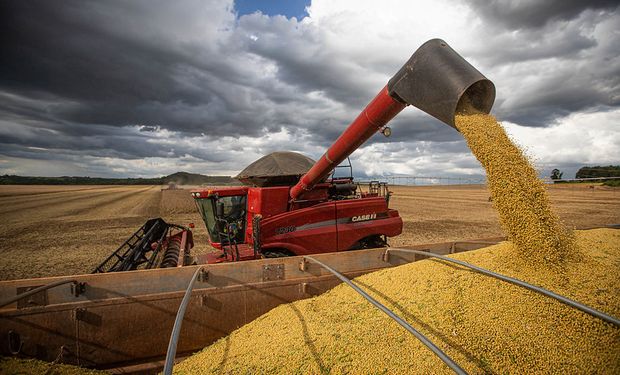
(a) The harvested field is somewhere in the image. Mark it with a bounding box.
[160,188,199,214]
[0,183,618,280]
[388,183,619,247]
[0,185,210,280]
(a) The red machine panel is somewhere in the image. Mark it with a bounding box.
[260,202,337,255]
[335,197,402,251]
[191,186,249,198]
[247,186,289,219]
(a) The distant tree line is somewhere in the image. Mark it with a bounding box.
[0,175,163,185]
[575,165,620,179]
[0,171,238,185]
[550,165,620,187]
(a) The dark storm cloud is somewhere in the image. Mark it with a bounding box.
[0,122,163,160]
[244,30,367,106]
[1,2,189,102]
[378,112,463,144]
[0,0,374,157]
[236,3,620,131]
[0,120,239,162]
[463,2,620,127]
[0,0,281,138]
[468,0,618,29]
[0,0,618,178]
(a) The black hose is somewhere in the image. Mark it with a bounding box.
[163,267,203,375]
[0,279,77,309]
[304,256,467,375]
[386,248,620,327]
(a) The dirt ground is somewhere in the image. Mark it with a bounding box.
[0,183,618,280]
[0,186,210,280]
[388,183,620,247]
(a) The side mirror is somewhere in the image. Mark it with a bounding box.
[216,201,225,217]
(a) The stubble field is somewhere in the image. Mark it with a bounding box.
[0,183,618,280]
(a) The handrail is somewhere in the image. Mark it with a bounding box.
[163,267,204,375]
[303,256,467,375]
[386,248,620,327]
[0,279,78,309]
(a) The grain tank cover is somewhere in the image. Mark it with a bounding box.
[235,151,316,187]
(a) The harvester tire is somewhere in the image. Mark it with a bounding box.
[262,249,294,258]
[349,235,388,250]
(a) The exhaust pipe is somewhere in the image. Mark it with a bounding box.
[290,39,495,200]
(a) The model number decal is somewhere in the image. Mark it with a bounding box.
[351,213,377,222]
[275,226,296,235]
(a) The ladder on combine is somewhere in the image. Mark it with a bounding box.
[93,218,170,273]
[368,180,391,201]
[217,219,241,261]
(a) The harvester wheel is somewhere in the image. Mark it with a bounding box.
[349,235,388,250]
[262,249,294,258]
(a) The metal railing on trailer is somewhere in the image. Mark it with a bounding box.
[300,256,467,374]
[0,279,84,309]
[8,231,615,373]
[163,267,207,375]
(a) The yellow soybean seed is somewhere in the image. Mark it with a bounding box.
[175,229,620,374]
[454,114,576,264]
[0,357,107,374]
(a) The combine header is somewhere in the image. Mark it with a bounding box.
[93,218,194,272]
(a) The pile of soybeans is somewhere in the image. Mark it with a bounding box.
[177,229,619,374]
[175,114,619,374]
[0,357,106,375]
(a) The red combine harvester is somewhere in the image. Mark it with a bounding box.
[191,38,494,263]
[191,161,400,263]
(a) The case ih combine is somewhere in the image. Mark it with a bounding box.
[190,152,402,263]
[1,39,499,372]
[190,38,493,264]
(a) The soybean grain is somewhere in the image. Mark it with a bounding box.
[175,229,620,374]
[454,113,576,264]
[0,357,108,374]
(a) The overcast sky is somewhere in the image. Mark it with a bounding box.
[1,0,618,180]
